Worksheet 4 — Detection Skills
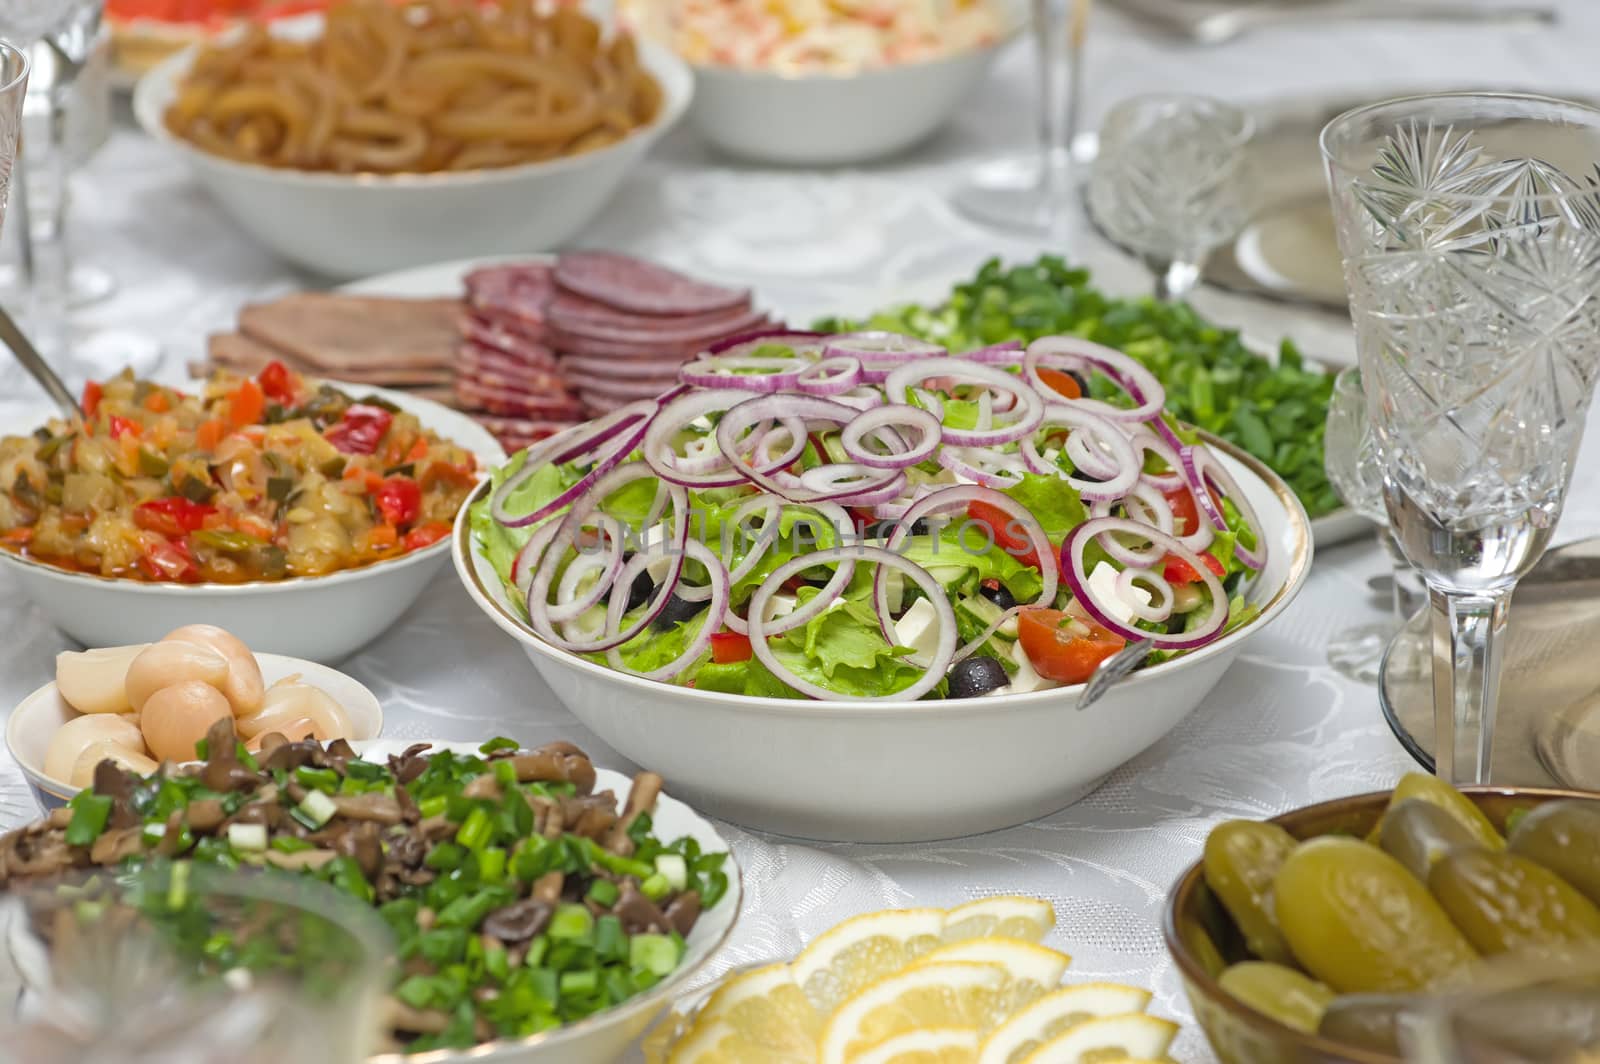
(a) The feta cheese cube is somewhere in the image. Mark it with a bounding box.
[893,597,942,662]
[1006,638,1059,693]
[1085,561,1151,625]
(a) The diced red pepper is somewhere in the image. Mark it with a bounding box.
[257,360,295,404]
[81,381,102,417]
[402,521,452,551]
[1163,551,1227,585]
[138,538,201,583]
[108,415,140,440]
[228,377,266,428]
[133,497,217,538]
[374,476,422,527]
[710,631,754,664]
[325,405,394,456]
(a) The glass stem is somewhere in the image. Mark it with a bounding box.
[21,65,72,361]
[1030,0,1058,186]
[1152,259,1200,302]
[1428,584,1512,785]
[1378,528,1411,625]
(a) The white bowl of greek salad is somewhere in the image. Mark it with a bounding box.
[453,332,1314,842]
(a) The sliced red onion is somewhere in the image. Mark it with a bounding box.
[714,393,860,501]
[747,546,955,702]
[1116,567,1175,623]
[797,357,863,396]
[875,486,1057,642]
[510,519,561,597]
[823,331,947,363]
[962,340,1025,363]
[1148,414,1188,454]
[840,405,941,469]
[1022,405,1140,502]
[1180,445,1267,571]
[526,465,688,653]
[1060,517,1228,649]
[831,471,908,507]
[937,445,1025,489]
[604,541,728,682]
[548,514,627,623]
[1130,428,1188,493]
[490,401,655,528]
[951,604,1023,664]
[1024,337,1165,422]
[678,353,807,392]
[642,390,759,488]
[725,500,855,636]
[800,462,900,498]
[884,358,1044,447]
[716,494,782,596]
[706,329,827,357]
[1091,482,1175,537]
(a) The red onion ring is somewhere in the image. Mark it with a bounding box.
[840,405,941,470]
[707,330,828,357]
[490,400,655,528]
[1023,337,1165,422]
[937,445,1026,489]
[1180,445,1267,571]
[797,356,864,396]
[678,353,807,392]
[747,546,956,702]
[604,540,729,682]
[884,358,1045,447]
[714,393,872,502]
[1060,517,1228,649]
[962,340,1025,363]
[1022,405,1140,502]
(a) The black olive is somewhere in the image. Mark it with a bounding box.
[624,567,653,612]
[978,583,1016,611]
[1065,369,1091,395]
[650,594,708,631]
[860,517,931,541]
[947,656,1010,699]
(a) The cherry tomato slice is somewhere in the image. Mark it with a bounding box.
[1016,608,1127,684]
[967,498,1048,573]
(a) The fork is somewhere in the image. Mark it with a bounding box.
[1076,637,1154,711]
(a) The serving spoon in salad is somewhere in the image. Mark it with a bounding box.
[0,304,82,416]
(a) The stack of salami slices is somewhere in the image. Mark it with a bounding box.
[458,252,768,451]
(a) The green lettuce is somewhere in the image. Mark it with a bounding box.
[1000,473,1089,542]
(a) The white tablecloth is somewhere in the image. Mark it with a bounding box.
[3,6,1600,1057]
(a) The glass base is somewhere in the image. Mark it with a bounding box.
[950,152,1077,235]
[0,263,119,309]
[1327,621,1400,684]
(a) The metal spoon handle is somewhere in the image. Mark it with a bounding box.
[0,304,82,417]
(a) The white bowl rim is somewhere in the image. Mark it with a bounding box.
[685,7,1026,83]
[454,434,1315,718]
[131,16,695,190]
[353,749,743,1064]
[5,650,386,800]
[0,381,501,596]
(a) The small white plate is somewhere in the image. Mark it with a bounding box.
[6,651,384,809]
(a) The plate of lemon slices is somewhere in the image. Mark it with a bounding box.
[645,896,1179,1064]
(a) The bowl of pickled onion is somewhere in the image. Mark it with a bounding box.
[452,331,1314,843]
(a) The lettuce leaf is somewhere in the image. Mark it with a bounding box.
[896,527,1044,602]
[999,473,1089,542]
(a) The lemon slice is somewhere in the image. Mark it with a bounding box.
[794,908,947,1014]
[666,1018,735,1064]
[820,962,1008,1064]
[850,1027,982,1064]
[1017,1014,1179,1064]
[943,897,1056,943]
[977,984,1156,1064]
[690,962,820,1059]
[914,939,1073,1013]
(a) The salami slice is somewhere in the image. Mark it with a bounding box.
[459,320,558,368]
[473,415,581,447]
[547,290,755,336]
[578,390,633,415]
[562,371,679,401]
[465,263,554,334]
[459,343,561,384]
[548,306,771,349]
[464,368,571,396]
[554,251,751,317]
[556,353,691,380]
[455,378,586,420]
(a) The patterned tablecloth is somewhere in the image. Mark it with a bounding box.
[2,5,1599,1057]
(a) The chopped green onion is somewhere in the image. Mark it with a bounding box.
[455,808,493,851]
[477,847,507,884]
[594,915,626,962]
[271,836,314,854]
[654,854,688,893]
[628,934,681,977]
[526,967,558,1003]
[167,861,191,911]
[523,936,549,970]
[559,970,597,996]
[425,842,466,872]
[227,823,268,853]
[64,792,113,847]
[418,795,449,819]
[547,904,593,942]
[296,789,337,829]
[586,879,619,908]
[478,738,519,755]
[639,873,671,902]
[294,766,339,792]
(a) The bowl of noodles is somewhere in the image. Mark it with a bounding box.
[131,0,693,278]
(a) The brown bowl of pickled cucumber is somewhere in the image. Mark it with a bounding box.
[1164,775,1600,1064]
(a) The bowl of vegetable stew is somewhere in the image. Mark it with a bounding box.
[0,368,503,661]
[1165,779,1600,1064]
[0,734,740,1062]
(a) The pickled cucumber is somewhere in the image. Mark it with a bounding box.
[1429,849,1600,954]
[1317,994,1414,1056]
[1380,798,1485,882]
[1508,800,1600,906]
[1368,773,1504,851]
[1202,820,1298,965]
[1218,962,1334,1033]
[1274,836,1478,993]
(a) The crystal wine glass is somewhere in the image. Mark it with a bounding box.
[0,41,25,227]
[1403,944,1600,1063]
[1086,94,1254,302]
[950,0,1093,235]
[1321,93,1600,785]
[1324,366,1426,682]
[0,0,160,386]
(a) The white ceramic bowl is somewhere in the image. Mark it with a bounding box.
[355,744,740,1064]
[685,9,1022,165]
[130,23,694,279]
[453,440,1315,843]
[0,384,504,663]
[6,651,384,809]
